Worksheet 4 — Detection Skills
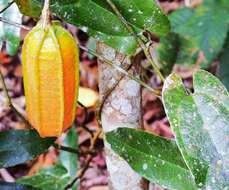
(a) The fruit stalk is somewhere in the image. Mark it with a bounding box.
[41,0,50,28]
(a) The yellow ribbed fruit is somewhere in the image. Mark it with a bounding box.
[22,21,79,137]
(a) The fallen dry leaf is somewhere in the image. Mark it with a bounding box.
[27,148,57,176]
[0,53,12,65]
[78,87,99,108]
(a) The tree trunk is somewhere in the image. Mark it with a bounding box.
[97,42,145,190]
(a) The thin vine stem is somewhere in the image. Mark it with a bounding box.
[79,45,161,97]
[77,101,94,137]
[0,0,29,31]
[54,144,95,156]
[106,0,165,82]
[95,54,134,128]
[0,0,15,14]
[0,17,31,30]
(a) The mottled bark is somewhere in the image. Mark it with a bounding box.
[97,42,145,190]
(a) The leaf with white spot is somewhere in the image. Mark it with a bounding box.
[106,128,198,190]
[162,70,229,189]
[0,129,55,168]
[15,0,170,55]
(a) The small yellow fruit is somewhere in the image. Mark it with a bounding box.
[22,21,79,137]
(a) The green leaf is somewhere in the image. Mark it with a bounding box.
[0,181,39,190]
[159,1,229,69]
[106,128,197,190]
[0,0,22,55]
[157,32,197,70]
[88,29,137,55]
[174,36,197,66]
[15,0,170,55]
[169,7,194,32]
[218,35,229,90]
[102,0,170,35]
[14,0,42,18]
[157,8,196,70]
[59,127,78,179]
[0,129,55,168]
[162,70,229,189]
[157,32,179,74]
[170,0,229,68]
[18,128,78,190]
[17,165,70,190]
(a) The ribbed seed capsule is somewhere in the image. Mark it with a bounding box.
[22,21,79,137]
